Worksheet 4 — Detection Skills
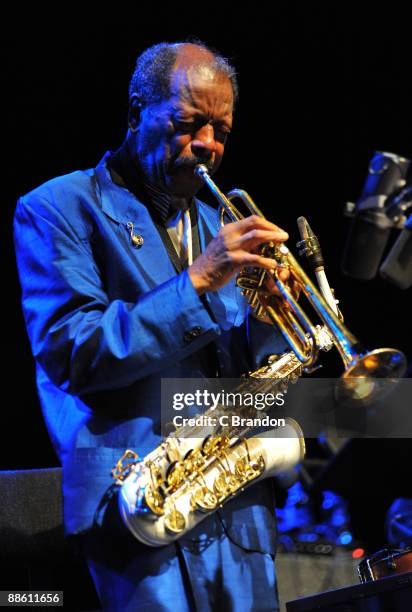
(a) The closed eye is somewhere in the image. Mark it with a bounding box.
[172,117,231,142]
[173,119,195,133]
[213,124,231,143]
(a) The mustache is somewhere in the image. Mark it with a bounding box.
[168,156,214,174]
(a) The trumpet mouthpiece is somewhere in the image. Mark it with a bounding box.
[195,164,209,179]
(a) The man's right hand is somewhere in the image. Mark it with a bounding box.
[188,215,289,295]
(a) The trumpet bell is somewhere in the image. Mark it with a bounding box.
[337,348,406,403]
[342,347,406,380]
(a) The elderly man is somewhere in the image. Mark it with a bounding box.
[14,41,291,611]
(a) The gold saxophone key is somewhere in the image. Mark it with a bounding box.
[213,472,231,497]
[166,461,185,490]
[164,508,186,534]
[144,484,165,516]
[247,455,265,478]
[235,457,249,479]
[191,486,218,512]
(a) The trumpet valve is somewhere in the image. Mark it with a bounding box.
[237,268,261,290]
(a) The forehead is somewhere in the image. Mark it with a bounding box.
[168,65,234,118]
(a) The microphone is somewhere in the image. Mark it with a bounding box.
[341,152,410,280]
[380,212,412,289]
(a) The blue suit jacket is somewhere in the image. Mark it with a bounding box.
[14,152,288,553]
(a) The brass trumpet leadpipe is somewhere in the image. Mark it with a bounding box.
[195,165,242,222]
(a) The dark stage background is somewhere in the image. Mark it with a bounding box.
[4,7,412,551]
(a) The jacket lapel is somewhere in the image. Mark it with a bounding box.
[94,152,177,287]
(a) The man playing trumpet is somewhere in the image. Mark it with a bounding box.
[15,40,295,611]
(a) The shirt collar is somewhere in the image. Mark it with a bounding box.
[108,142,193,226]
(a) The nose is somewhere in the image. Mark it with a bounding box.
[191,123,216,162]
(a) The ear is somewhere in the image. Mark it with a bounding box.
[128,94,142,132]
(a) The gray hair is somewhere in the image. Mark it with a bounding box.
[128,41,238,108]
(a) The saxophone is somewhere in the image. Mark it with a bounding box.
[113,353,306,547]
[111,166,406,547]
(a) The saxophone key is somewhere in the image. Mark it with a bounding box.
[213,471,234,498]
[191,485,218,512]
[164,508,186,534]
[166,461,185,490]
[144,484,165,516]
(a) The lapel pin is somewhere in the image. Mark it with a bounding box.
[127,222,144,249]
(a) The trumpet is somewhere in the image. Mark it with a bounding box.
[195,164,407,388]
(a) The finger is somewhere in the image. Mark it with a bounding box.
[264,276,277,293]
[291,280,301,300]
[259,291,284,306]
[228,215,289,239]
[241,229,289,249]
[262,274,299,306]
[244,215,288,235]
[263,273,291,299]
[277,267,291,282]
[229,251,279,271]
[226,229,288,253]
[262,269,290,292]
